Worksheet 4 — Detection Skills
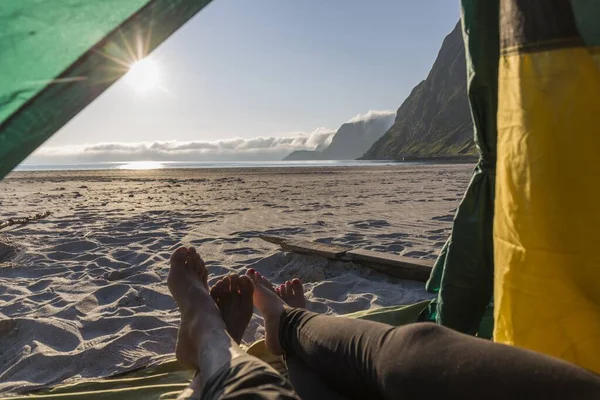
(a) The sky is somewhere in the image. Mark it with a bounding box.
[29,0,459,163]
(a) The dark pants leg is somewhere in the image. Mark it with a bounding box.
[279,309,600,400]
[201,355,299,400]
[285,356,349,400]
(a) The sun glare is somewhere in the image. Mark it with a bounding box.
[117,161,163,170]
[125,58,160,94]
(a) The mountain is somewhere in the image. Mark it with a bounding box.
[362,22,475,160]
[283,112,394,161]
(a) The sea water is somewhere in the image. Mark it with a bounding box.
[15,160,407,172]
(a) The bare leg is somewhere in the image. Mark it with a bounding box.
[247,271,349,400]
[245,270,292,355]
[169,248,299,399]
[168,247,245,394]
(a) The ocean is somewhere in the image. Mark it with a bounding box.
[15,160,407,171]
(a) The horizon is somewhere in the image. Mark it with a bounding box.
[25,0,459,165]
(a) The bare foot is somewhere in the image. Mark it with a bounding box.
[249,269,306,309]
[168,246,223,369]
[246,270,288,355]
[210,274,254,344]
[276,278,306,309]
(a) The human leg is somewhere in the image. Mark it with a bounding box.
[249,271,348,399]
[168,248,299,399]
[248,269,600,400]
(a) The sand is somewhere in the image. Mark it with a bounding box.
[0,164,472,394]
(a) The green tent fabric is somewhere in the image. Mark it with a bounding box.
[0,360,193,400]
[0,0,213,180]
[424,0,499,334]
[2,301,474,399]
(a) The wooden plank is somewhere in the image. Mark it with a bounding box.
[280,240,350,260]
[347,248,433,282]
[258,235,288,245]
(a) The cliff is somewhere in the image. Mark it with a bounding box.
[362,22,475,160]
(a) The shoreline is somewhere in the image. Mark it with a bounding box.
[13,159,477,174]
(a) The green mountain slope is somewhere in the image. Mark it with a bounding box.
[362,22,475,160]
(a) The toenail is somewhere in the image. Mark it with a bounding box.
[248,268,255,274]
[292,278,301,284]
[256,272,262,278]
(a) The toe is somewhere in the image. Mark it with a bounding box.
[285,281,293,296]
[188,247,197,259]
[239,275,254,298]
[291,278,304,296]
[192,253,203,275]
[222,276,232,298]
[187,247,197,269]
[211,280,224,301]
[222,275,231,289]
[279,283,287,297]
[170,247,188,266]
[246,269,258,284]
[229,274,241,308]
[168,247,189,294]
[230,274,241,294]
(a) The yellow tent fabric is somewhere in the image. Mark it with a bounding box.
[494,1,600,373]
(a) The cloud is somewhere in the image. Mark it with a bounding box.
[25,109,396,164]
[346,109,396,123]
[27,127,337,163]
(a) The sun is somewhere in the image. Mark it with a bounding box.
[124,58,160,94]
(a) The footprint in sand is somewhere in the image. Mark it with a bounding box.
[349,219,391,229]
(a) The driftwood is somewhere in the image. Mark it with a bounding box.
[259,234,434,282]
[258,235,289,245]
[0,211,52,231]
[281,240,351,261]
[346,249,432,282]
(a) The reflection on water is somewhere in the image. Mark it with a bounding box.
[15,160,414,172]
[116,161,164,170]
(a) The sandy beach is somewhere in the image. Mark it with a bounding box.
[0,163,472,393]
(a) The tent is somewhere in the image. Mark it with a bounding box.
[0,0,212,179]
[1,0,599,395]
[426,0,600,374]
